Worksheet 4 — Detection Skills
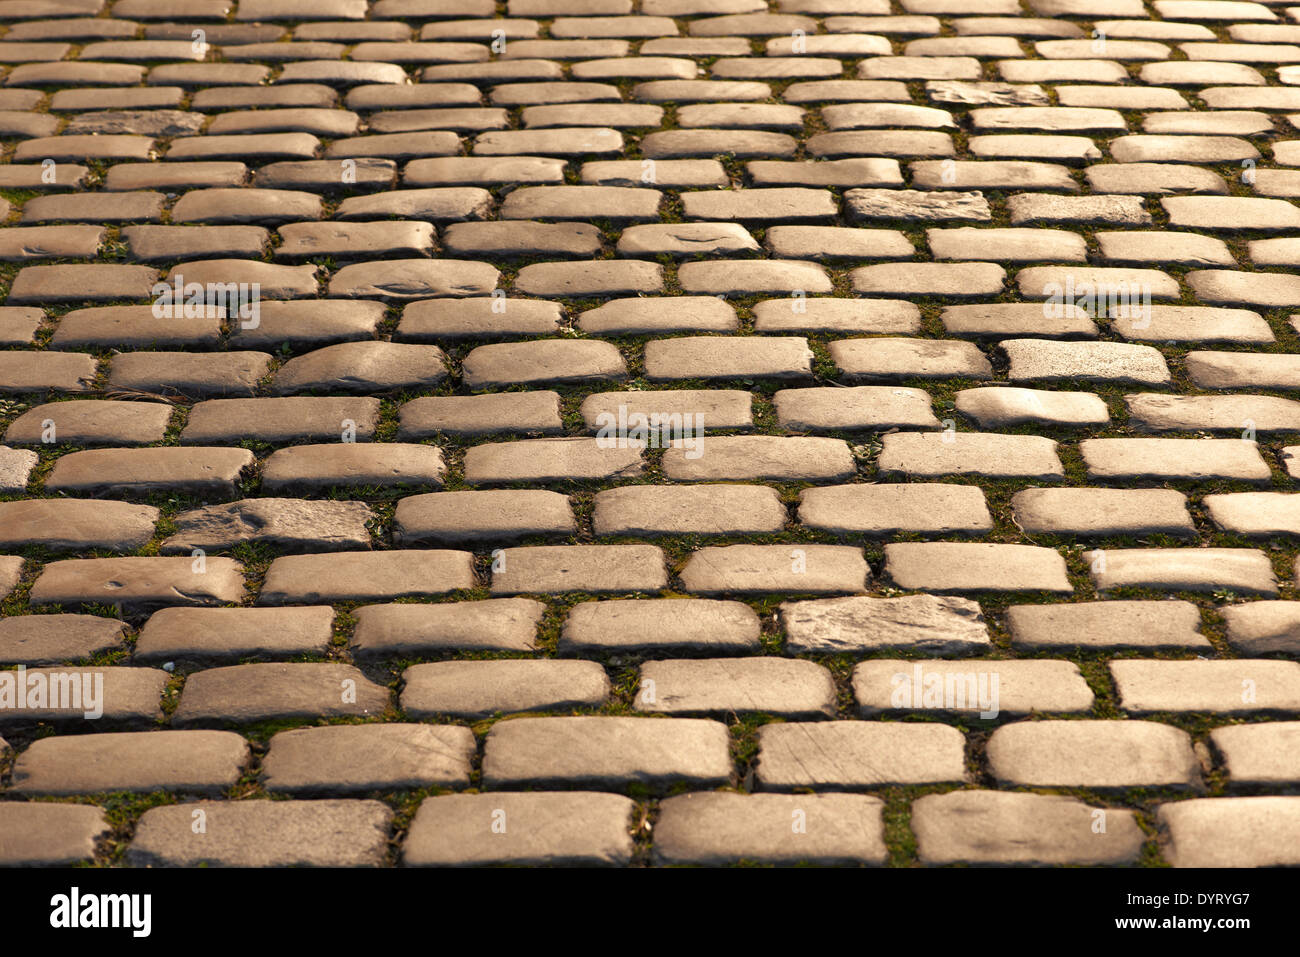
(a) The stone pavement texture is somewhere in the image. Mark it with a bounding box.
[0,0,1299,871]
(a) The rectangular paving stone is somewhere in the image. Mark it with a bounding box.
[0,614,128,666]
[29,556,246,609]
[655,792,886,866]
[134,606,334,664]
[798,483,992,537]
[558,598,761,656]
[755,721,968,789]
[259,550,476,604]
[1222,601,1300,656]
[1157,797,1300,868]
[464,438,643,485]
[181,397,382,445]
[774,385,940,432]
[401,659,609,717]
[876,432,1064,481]
[0,803,110,866]
[987,719,1200,788]
[490,544,667,595]
[637,658,836,718]
[1006,600,1211,652]
[662,436,855,482]
[884,542,1073,594]
[127,800,393,868]
[781,594,993,656]
[1210,723,1300,788]
[912,791,1144,866]
[856,659,1093,717]
[403,792,635,867]
[681,544,869,596]
[172,662,390,726]
[482,715,732,791]
[45,447,255,497]
[1091,548,1277,596]
[263,724,475,794]
[398,392,564,438]
[592,484,784,537]
[0,666,168,727]
[395,489,575,543]
[0,499,158,551]
[1079,437,1272,483]
[10,730,248,795]
[351,598,544,657]
[1010,487,1195,537]
[1111,659,1300,713]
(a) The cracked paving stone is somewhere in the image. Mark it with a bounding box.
[127,800,393,868]
[481,715,732,791]
[263,723,476,794]
[558,598,761,655]
[780,594,993,656]
[401,659,609,717]
[351,598,545,657]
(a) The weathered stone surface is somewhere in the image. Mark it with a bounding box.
[987,720,1200,788]
[636,658,835,717]
[780,594,993,656]
[774,386,939,432]
[1111,659,1300,714]
[482,716,732,790]
[877,432,1064,481]
[1080,438,1272,483]
[1011,488,1195,537]
[0,614,128,666]
[756,721,967,789]
[798,484,992,537]
[913,791,1144,866]
[884,542,1072,593]
[259,551,476,603]
[261,444,446,490]
[655,792,887,866]
[491,544,667,595]
[1211,723,1300,787]
[0,804,109,866]
[29,557,245,609]
[263,723,475,794]
[559,596,762,657]
[1008,600,1209,652]
[10,730,249,795]
[0,667,168,727]
[352,598,543,657]
[663,436,854,482]
[401,659,608,717]
[1158,797,1300,868]
[1091,548,1277,596]
[404,792,636,867]
[135,606,334,664]
[395,490,575,543]
[161,499,373,552]
[1222,601,1300,656]
[172,662,390,726]
[681,544,869,595]
[45,447,255,497]
[0,499,158,551]
[128,800,393,868]
[593,484,785,537]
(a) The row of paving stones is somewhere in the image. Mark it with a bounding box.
[5,789,1298,867]
[4,658,1300,723]
[8,433,1300,492]
[6,593,1300,663]
[16,487,1300,549]
[7,542,1300,602]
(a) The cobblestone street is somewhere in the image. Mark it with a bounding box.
[0,0,1298,869]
